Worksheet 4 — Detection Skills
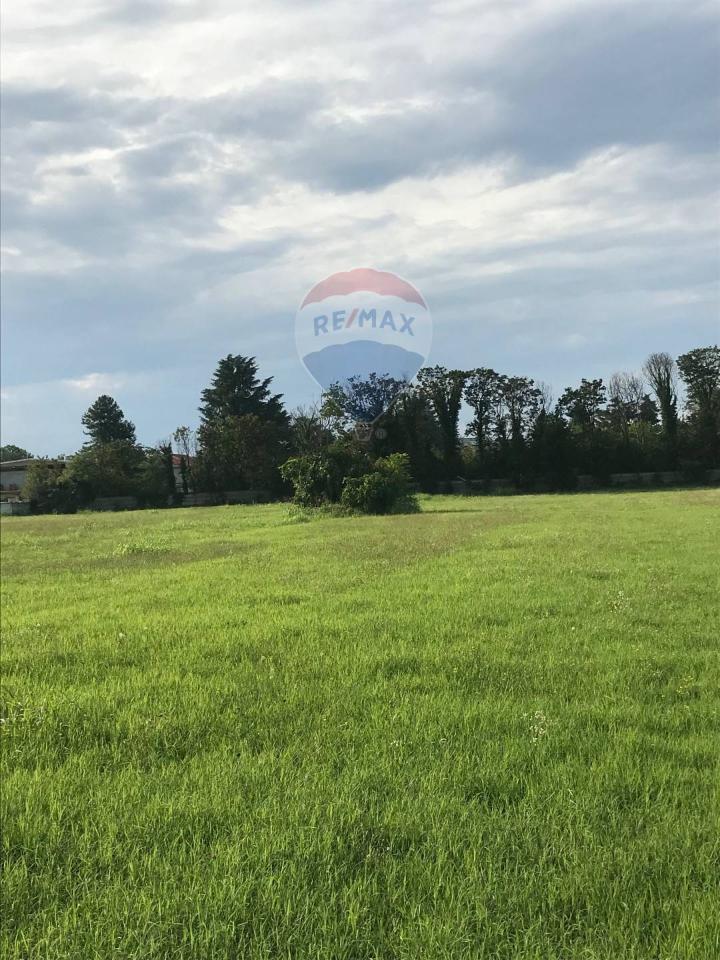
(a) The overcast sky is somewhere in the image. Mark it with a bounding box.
[2,0,719,455]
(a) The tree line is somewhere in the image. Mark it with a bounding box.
[9,344,720,512]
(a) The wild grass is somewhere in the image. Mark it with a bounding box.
[1,490,719,959]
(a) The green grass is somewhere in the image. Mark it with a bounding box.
[1,490,719,960]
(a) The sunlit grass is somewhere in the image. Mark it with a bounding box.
[2,490,719,959]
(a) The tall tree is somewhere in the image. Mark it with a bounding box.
[499,376,541,443]
[677,346,720,415]
[199,355,288,428]
[643,352,678,452]
[196,356,290,492]
[557,379,607,434]
[529,411,575,489]
[638,395,659,425]
[386,387,442,490]
[677,346,720,465]
[607,372,645,443]
[81,395,136,445]
[195,415,288,493]
[173,426,197,494]
[417,366,467,473]
[556,379,609,476]
[323,373,407,426]
[289,406,337,456]
[536,381,554,414]
[464,368,502,457]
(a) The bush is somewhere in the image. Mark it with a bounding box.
[340,453,417,515]
[280,445,367,506]
[341,471,396,514]
[281,448,417,515]
[195,414,290,494]
[62,442,175,507]
[22,459,77,514]
[64,441,145,504]
[135,448,175,506]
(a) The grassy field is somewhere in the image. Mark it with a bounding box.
[1,490,719,960]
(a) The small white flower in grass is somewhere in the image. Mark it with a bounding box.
[522,710,556,742]
[610,590,628,611]
[675,676,699,699]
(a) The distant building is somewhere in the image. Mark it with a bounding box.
[0,458,69,500]
[1,454,191,501]
[0,458,34,499]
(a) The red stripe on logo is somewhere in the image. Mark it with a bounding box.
[301,268,426,309]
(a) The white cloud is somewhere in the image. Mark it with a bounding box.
[62,371,128,392]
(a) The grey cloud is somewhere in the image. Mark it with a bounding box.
[122,135,217,179]
[1,83,175,191]
[1,86,97,127]
[488,5,720,166]
[1,82,169,128]
[195,81,329,141]
[8,178,217,256]
[272,93,502,192]
[1,75,331,261]
[1,234,299,384]
[281,4,719,192]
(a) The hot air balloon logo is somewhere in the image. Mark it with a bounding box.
[295,268,432,424]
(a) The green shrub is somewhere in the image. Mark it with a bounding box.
[282,447,416,515]
[341,453,417,514]
[22,459,77,514]
[280,445,367,506]
[341,471,396,514]
[64,441,145,504]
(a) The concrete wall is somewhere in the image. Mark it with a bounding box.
[224,490,269,504]
[181,490,270,507]
[0,501,31,516]
[91,496,139,511]
[458,469,720,494]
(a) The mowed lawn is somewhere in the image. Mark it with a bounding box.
[1,491,719,960]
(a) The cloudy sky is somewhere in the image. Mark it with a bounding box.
[2,0,719,454]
